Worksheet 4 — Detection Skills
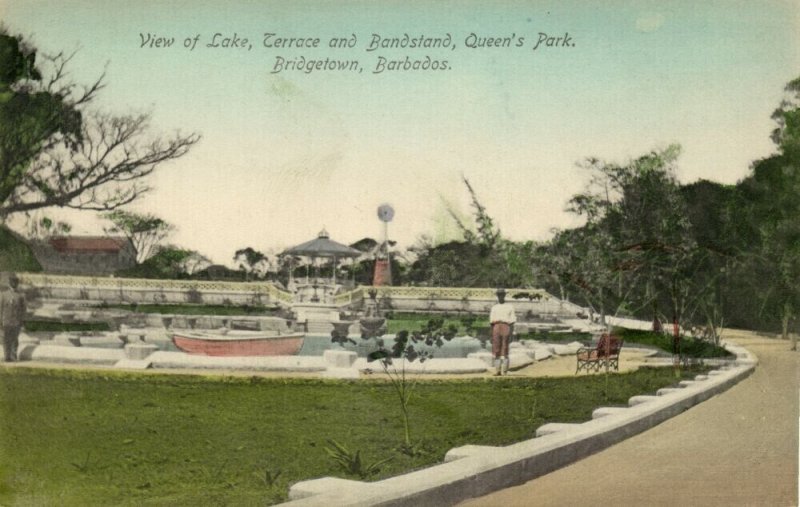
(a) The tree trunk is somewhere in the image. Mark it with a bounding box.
[782,301,796,351]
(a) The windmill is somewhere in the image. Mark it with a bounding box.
[373,203,394,286]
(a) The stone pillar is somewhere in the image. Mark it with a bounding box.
[322,350,359,379]
[372,258,392,286]
[124,343,158,360]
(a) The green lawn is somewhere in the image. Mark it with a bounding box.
[0,365,707,506]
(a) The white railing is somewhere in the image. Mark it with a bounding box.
[18,273,573,315]
[18,272,294,305]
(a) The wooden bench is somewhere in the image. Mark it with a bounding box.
[576,334,624,374]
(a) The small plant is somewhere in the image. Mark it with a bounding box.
[324,440,393,479]
[512,291,543,302]
[396,440,428,457]
[460,313,477,336]
[253,467,282,487]
[71,452,94,473]
[367,319,456,450]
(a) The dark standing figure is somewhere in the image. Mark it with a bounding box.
[489,288,516,376]
[2,273,27,362]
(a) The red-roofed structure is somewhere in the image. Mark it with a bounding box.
[32,236,136,275]
[50,237,131,254]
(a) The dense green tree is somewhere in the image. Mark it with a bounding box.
[102,210,174,263]
[546,225,637,325]
[234,247,270,280]
[735,78,800,348]
[0,33,82,210]
[118,245,204,279]
[564,146,701,343]
[0,32,198,220]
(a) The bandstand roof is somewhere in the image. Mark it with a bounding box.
[282,229,361,258]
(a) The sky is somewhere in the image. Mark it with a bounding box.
[2,0,799,264]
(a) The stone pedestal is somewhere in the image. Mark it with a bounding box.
[124,343,158,360]
[324,349,357,368]
[322,350,359,378]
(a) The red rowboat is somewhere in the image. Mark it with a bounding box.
[172,330,305,357]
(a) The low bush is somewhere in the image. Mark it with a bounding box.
[23,320,110,333]
[613,328,733,358]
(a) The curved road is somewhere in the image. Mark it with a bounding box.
[461,330,799,507]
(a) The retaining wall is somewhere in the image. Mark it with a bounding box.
[18,273,586,318]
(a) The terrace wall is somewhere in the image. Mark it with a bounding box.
[18,273,586,318]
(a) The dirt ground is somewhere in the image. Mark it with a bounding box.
[459,329,800,507]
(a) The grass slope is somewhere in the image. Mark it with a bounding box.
[0,366,706,505]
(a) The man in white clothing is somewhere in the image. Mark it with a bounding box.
[489,288,516,375]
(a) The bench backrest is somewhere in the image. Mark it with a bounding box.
[596,334,623,357]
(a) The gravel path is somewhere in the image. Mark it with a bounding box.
[460,330,799,506]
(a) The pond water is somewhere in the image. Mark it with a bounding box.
[298,334,487,358]
[63,333,489,358]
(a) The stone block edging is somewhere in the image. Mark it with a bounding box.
[282,342,757,506]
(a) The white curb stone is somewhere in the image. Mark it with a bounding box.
[114,358,152,369]
[628,395,659,406]
[30,345,125,364]
[283,340,757,507]
[323,350,357,368]
[289,477,371,501]
[592,407,629,419]
[444,445,501,462]
[147,351,327,372]
[534,423,581,437]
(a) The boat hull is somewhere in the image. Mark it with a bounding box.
[172,331,305,357]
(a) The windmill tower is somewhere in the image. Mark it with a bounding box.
[373,203,394,286]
